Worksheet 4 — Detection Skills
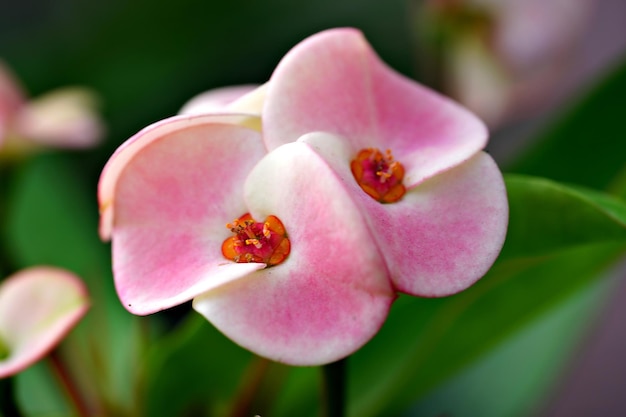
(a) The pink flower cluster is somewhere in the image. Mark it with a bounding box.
[99,28,508,366]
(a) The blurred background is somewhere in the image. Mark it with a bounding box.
[1,0,625,416]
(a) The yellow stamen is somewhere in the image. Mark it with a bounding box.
[245,238,263,249]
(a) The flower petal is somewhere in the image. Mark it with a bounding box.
[300,132,508,297]
[378,152,508,296]
[98,113,260,240]
[0,267,88,378]
[263,28,488,185]
[193,142,395,366]
[110,118,267,315]
[178,84,263,115]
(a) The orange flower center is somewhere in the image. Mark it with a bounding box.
[222,213,290,266]
[350,148,406,203]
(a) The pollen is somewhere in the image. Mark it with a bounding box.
[222,213,290,266]
[350,147,406,203]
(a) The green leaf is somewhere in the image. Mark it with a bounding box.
[4,153,106,275]
[14,361,71,416]
[501,174,626,259]
[409,275,612,417]
[270,366,321,417]
[507,57,626,193]
[144,311,325,417]
[143,313,255,417]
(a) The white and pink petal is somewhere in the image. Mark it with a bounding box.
[371,152,508,296]
[109,118,267,315]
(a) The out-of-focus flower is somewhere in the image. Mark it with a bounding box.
[0,61,104,157]
[415,0,594,127]
[0,267,89,378]
[100,29,507,366]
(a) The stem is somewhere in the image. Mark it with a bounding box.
[322,357,347,417]
[0,377,24,417]
[229,357,270,417]
[48,349,90,417]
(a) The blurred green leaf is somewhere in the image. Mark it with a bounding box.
[143,313,254,417]
[15,361,71,416]
[5,153,106,275]
[409,275,613,417]
[501,174,626,259]
[270,366,321,417]
[144,311,324,417]
[507,57,626,193]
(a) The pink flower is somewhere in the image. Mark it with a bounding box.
[0,267,89,378]
[100,29,507,366]
[0,61,104,156]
